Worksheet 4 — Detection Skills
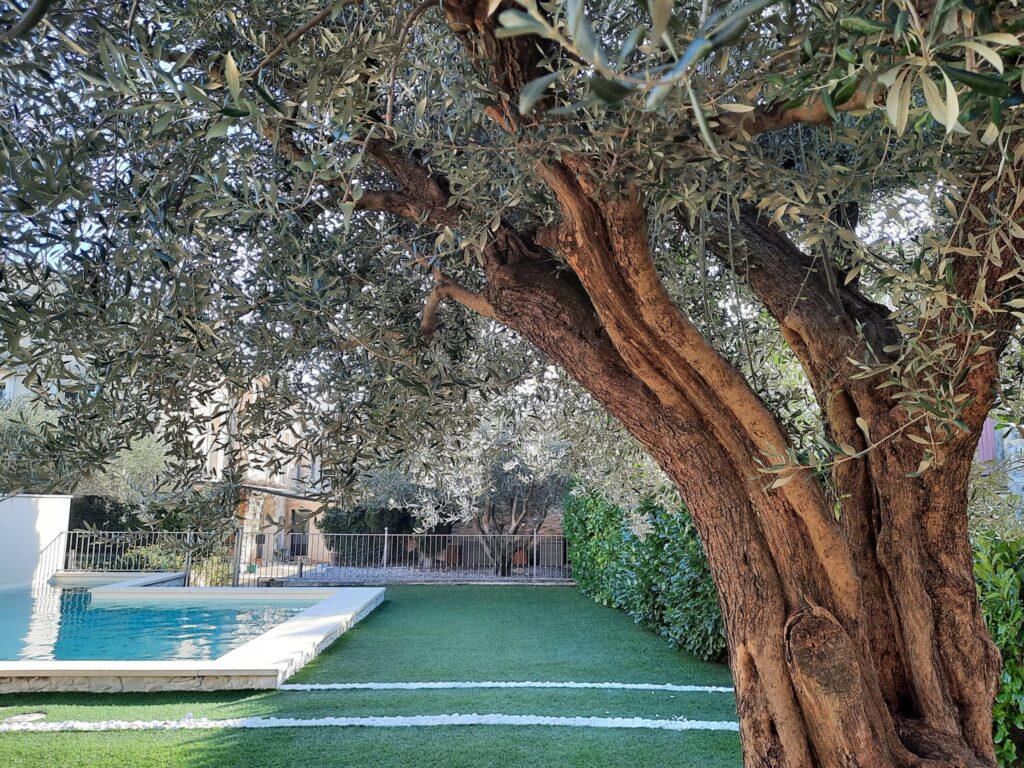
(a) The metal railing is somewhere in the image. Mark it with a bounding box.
[57,529,572,586]
[62,529,235,586]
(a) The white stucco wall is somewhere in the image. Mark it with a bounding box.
[0,495,72,589]
[0,367,30,401]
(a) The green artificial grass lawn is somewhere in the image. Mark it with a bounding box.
[1,728,743,768]
[290,585,733,685]
[0,585,741,768]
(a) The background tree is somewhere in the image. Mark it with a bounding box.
[436,413,569,575]
[0,397,169,517]
[0,397,69,491]
[319,468,456,534]
[2,1,1023,765]
[73,435,170,508]
[470,448,567,575]
[390,377,574,573]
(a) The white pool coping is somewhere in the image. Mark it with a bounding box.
[0,577,385,693]
[51,571,183,588]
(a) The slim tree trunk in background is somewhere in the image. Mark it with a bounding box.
[472,495,534,576]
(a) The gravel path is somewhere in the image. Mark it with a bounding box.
[260,564,572,586]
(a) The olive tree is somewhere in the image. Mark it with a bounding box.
[427,405,570,574]
[0,397,170,507]
[2,1,1023,765]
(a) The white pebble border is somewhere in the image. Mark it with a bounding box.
[0,713,739,733]
[280,680,734,693]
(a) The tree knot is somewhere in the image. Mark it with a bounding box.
[535,225,574,252]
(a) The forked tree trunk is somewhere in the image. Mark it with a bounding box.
[355,11,1007,754]
[472,496,531,577]
[471,165,1003,767]
[334,4,1013,764]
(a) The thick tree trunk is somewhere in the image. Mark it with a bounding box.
[333,6,1012,764]
[490,285,997,768]
[353,63,1002,765]
[471,167,1001,767]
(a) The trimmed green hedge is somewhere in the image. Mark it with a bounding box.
[975,536,1024,767]
[564,490,726,662]
[568,488,1024,764]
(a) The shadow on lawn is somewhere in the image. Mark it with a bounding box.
[0,690,274,725]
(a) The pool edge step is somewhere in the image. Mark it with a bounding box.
[0,587,385,694]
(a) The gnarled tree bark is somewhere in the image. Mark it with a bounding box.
[476,171,1005,767]
[366,155,1006,762]
[315,3,1013,764]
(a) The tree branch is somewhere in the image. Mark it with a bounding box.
[700,205,899,384]
[258,119,450,227]
[260,123,309,166]
[259,123,513,338]
[442,0,552,130]
[0,0,51,43]
[385,1,440,127]
[420,269,495,336]
[249,0,365,76]
[720,89,873,138]
[536,160,808,465]
[533,160,864,624]
[364,137,454,223]
[354,190,426,221]
[509,490,529,533]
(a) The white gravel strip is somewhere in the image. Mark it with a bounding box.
[0,714,739,733]
[280,681,734,693]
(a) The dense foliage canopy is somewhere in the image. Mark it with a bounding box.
[0,0,1020,509]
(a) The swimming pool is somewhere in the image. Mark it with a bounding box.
[0,586,314,661]
[0,577,385,693]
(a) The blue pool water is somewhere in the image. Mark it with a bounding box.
[0,588,314,661]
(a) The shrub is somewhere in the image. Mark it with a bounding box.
[120,543,183,571]
[119,541,232,585]
[70,495,144,530]
[564,489,726,662]
[562,490,624,606]
[974,536,1024,767]
[189,548,233,586]
[317,505,416,565]
[568,490,1023,756]
[319,504,418,538]
[651,505,725,662]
